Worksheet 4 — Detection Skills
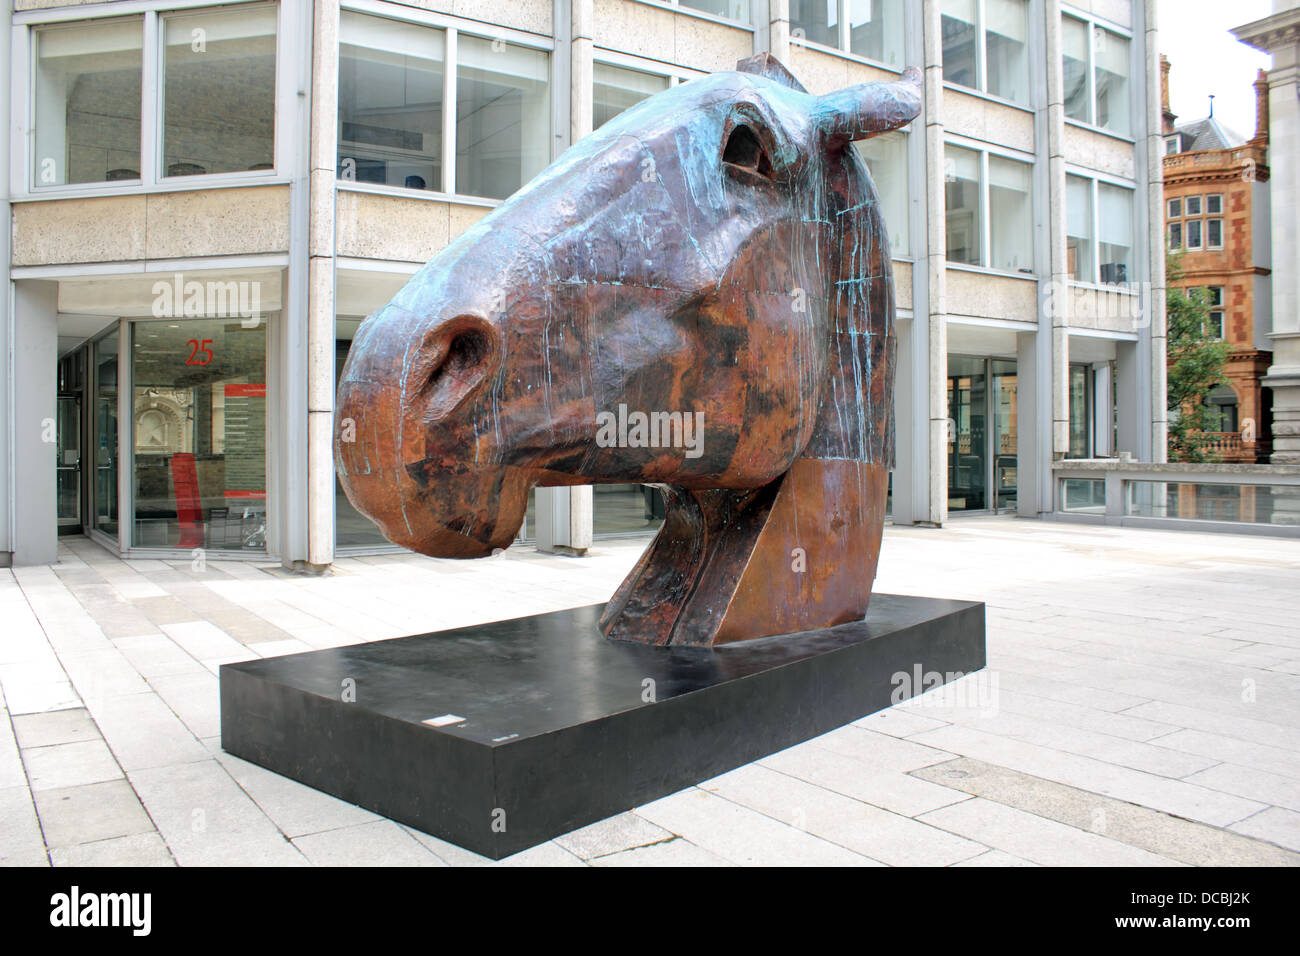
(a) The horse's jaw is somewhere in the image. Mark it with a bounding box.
[600,457,889,646]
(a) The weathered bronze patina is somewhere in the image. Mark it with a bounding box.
[335,54,921,646]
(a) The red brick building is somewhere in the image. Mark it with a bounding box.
[1161,58,1274,462]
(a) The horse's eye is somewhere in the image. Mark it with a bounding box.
[723,124,774,179]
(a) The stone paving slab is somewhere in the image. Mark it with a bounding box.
[1,518,1298,866]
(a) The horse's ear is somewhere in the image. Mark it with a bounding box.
[735,52,808,93]
[814,66,922,142]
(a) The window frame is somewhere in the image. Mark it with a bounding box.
[789,0,911,74]
[1206,286,1226,340]
[944,135,1036,277]
[333,1,555,206]
[1064,166,1136,288]
[941,0,1036,110]
[14,1,290,198]
[629,0,756,30]
[1206,217,1224,251]
[1060,6,1136,141]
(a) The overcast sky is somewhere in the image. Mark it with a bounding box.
[1158,0,1274,139]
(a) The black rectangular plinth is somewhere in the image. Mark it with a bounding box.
[220,594,985,859]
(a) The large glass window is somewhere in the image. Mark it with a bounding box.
[1062,14,1131,136]
[162,5,277,177]
[944,145,982,266]
[946,145,1033,272]
[790,0,839,48]
[33,18,143,186]
[1066,174,1094,282]
[943,0,1029,105]
[856,132,910,257]
[849,0,905,65]
[455,35,549,201]
[985,0,1029,104]
[338,13,444,191]
[679,0,751,23]
[941,0,978,90]
[130,318,267,551]
[1098,182,1133,285]
[594,63,669,129]
[989,155,1033,273]
[1062,15,1089,123]
[791,0,904,66]
[1093,26,1130,136]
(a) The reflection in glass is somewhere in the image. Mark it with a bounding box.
[338,12,444,191]
[992,360,1017,510]
[849,0,905,66]
[1066,174,1094,282]
[944,145,981,266]
[790,0,839,48]
[163,6,277,176]
[680,0,751,23]
[988,155,1032,273]
[947,356,986,511]
[1094,27,1130,136]
[941,0,978,90]
[856,132,910,257]
[455,36,549,200]
[34,19,142,186]
[985,0,1029,104]
[1062,15,1089,122]
[1098,183,1133,286]
[92,331,120,539]
[593,63,669,129]
[130,320,267,550]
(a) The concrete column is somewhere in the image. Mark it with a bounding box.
[768,0,790,62]
[922,0,947,525]
[0,0,11,566]
[1042,0,1069,510]
[11,281,58,566]
[306,0,340,570]
[276,0,315,569]
[1115,339,1140,456]
[1262,62,1300,465]
[1016,331,1045,515]
[1142,0,1168,462]
[536,0,593,554]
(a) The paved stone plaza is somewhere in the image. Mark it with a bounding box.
[1,518,1297,866]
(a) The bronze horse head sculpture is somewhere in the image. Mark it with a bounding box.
[335,54,921,647]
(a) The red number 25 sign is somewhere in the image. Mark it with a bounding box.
[186,339,214,365]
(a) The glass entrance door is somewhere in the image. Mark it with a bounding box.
[56,395,82,531]
[948,355,1018,514]
[992,360,1018,510]
[90,330,120,541]
[947,356,987,511]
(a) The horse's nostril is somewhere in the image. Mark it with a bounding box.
[414,318,497,421]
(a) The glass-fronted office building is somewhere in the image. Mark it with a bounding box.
[0,0,1166,568]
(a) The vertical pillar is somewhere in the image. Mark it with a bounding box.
[1044,0,1070,467]
[536,0,593,554]
[0,0,11,566]
[1115,340,1140,456]
[1016,331,1044,516]
[768,0,790,62]
[306,0,340,570]
[922,0,947,525]
[1142,0,1167,462]
[1261,64,1300,466]
[12,281,58,566]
